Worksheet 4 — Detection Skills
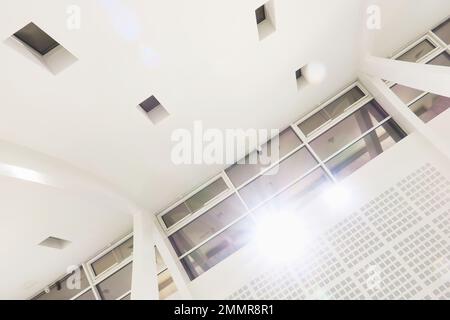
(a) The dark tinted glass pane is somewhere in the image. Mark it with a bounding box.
[169,194,247,256]
[91,237,133,276]
[181,217,254,280]
[225,128,302,187]
[96,263,132,300]
[390,84,424,104]
[298,86,365,136]
[14,22,59,55]
[238,148,317,209]
[74,290,96,300]
[310,100,388,160]
[326,120,406,180]
[409,93,450,123]
[396,39,436,62]
[433,18,450,44]
[427,51,450,67]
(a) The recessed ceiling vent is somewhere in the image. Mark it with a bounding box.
[138,95,169,124]
[5,22,77,74]
[255,1,276,41]
[13,22,60,55]
[296,66,307,89]
[38,236,71,250]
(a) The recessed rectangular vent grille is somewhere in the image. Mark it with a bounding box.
[38,237,71,250]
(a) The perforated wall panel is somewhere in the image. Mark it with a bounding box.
[228,164,450,300]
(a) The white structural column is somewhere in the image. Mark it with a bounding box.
[360,55,450,97]
[131,212,159,300]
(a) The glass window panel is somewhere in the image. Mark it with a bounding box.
[326,120,406,180]
[252,168,332,220]
[33,267,89,300]
[96,263,132,300]
[396,39,436,62]
[74,290,96,300]
[390,84,424,104]
[238,147,318,209]
[180,217,254,280]
[120,293,131,300]
[169,194,247,256]
[310,100,388,160]
[225,128,302,187]
[91,237,133,276]
[158,269,177,300]
[162,177,229,228]
[427,51,450,67]
[409,93,450,123]
[433,18,450,44]
[298,86,365,136]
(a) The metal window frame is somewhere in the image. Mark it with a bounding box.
[157,172,235,233]
[429,15,450,48]
[294,81,372,139]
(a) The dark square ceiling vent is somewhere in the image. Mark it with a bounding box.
[13,22,60,55]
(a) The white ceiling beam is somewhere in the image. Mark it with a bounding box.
[360,55,450,97]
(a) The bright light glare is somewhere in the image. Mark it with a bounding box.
[0,163,48,185]
[322,184,351,209]
[303,62,327,84]
[255,212,308,263]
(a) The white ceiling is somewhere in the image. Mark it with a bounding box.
[0,0,449,299]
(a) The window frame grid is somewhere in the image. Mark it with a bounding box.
[86,232,134,280]
[388,47,448,107]
[294,81,373,140]
[157,172,235,234]
[161,81,406,278]
[429,15,450,48]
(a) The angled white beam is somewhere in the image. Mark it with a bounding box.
[359,73,450,160]
[360,55,450,97]
[0,139,142,214]
[131,212,159,300]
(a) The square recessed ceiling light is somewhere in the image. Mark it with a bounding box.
[13,22,60,56]
[139,95,170,124]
